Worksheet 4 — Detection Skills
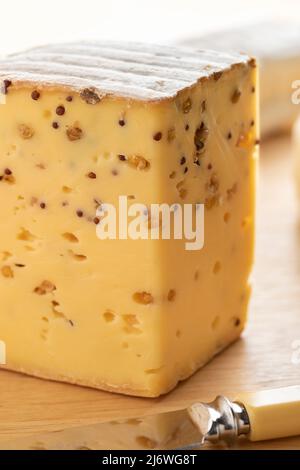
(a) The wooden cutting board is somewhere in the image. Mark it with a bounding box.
[1,136,300,450]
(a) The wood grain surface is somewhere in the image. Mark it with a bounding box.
[0,136,300,450]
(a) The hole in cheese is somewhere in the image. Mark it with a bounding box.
[212,316,220,330]
[62,232,79,243]
[213,261,221,274]
[103,310,115,323]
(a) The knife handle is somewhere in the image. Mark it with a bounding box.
[235,385,300,442]
[188,385,300,444]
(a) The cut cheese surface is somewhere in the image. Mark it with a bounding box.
[181,21,300,137]
[0,41,257,397]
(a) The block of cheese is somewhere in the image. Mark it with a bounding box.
[181,21,300,138]
[0,42,257,397]
[293,116,300,192]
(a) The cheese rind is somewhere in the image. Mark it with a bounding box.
[0,42,257,397]
[0,41,251,101]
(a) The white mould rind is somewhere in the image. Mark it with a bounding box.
[0,41,252,102]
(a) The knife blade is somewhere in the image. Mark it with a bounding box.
[1,385,300,450]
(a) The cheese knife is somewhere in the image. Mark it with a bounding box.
[1,385,300,450]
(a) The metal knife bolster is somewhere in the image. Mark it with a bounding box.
[188,396,251,445]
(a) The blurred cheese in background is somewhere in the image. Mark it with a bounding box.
[181,21,300,139]
[293,116,300,193]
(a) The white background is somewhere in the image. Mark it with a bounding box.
[1,0,300,54]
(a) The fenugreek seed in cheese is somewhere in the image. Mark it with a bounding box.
[181,21,300,138]
[0,41,257,397]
